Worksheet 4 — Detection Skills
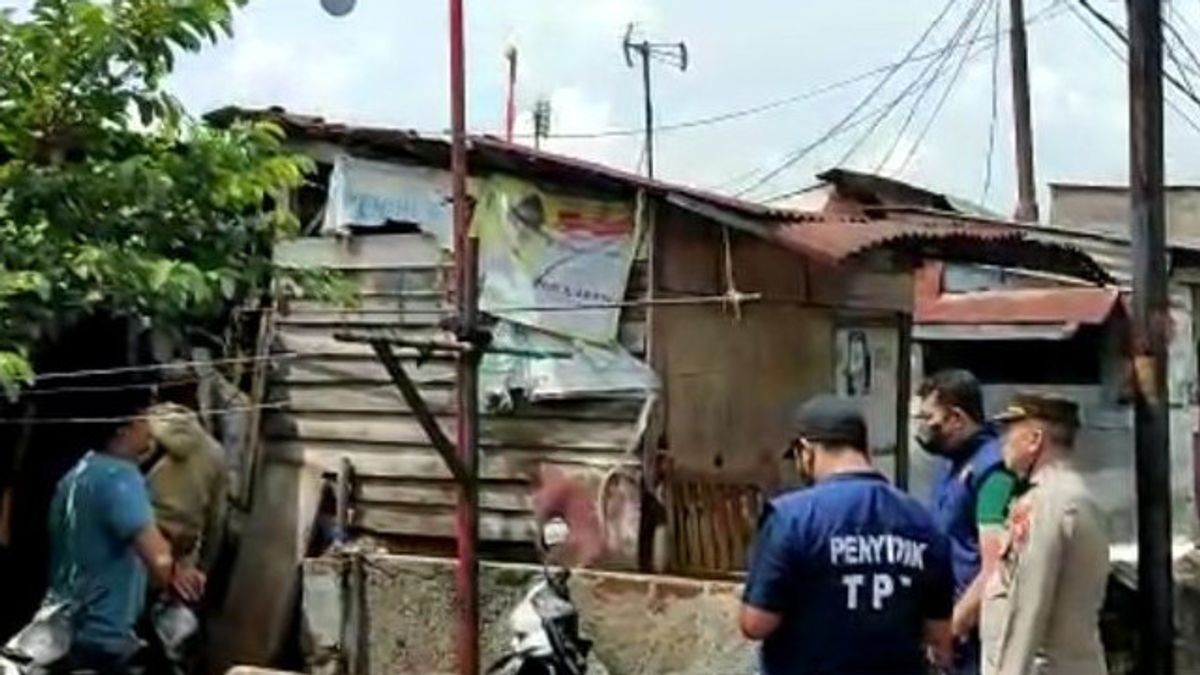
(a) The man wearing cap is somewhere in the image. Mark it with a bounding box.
[740,394,954,675]
[980,394,1109,675]
[916,369,1020,674]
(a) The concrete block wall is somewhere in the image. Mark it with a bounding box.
[302,555,756,675]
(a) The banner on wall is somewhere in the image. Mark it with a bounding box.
[474,175,639,343]
[323,154,456,247]
[835,325,900,456]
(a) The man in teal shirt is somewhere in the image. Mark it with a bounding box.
[43,391,206,673]
[916,370,1019,675]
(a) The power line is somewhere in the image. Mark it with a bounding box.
[32,352,298,383]
[870,0,995,173]
[731,0,966,198]
[731,0,1070,199]
[1066,0,1200,134]
[758,7,1010,203]
[895,0,998,174]
[1074,0,1200,111]
[1164,17,1200,78]
[520,19,1010,144]
[0,402,288,425]
[746,76,977,203]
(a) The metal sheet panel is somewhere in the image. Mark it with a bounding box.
[914,323,1080,341]
[269,234,647,564]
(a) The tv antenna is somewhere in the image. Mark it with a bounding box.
[622,23,687,179]
[532,98,552,150]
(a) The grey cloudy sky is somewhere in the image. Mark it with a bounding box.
[23,1,1200,214]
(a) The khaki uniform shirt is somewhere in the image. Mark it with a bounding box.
[980,460,1109,675]
[146,403,229,572]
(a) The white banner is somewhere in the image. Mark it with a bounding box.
[474,175,639,343]
[323,155,455,247]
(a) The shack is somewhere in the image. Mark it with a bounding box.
[792,169,1200,544]
[204,109,1108,673]
[791,169,1200,673]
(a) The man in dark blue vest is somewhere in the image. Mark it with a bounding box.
[916,370,1019,675]
[740,394,953,675]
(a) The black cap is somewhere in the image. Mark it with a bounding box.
[992,393,1080,428]
[783,394,868,458]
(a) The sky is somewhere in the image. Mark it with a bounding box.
[14,0,1200,216]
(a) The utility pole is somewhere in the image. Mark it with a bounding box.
[1129,0,1174,671]
[504,44,518,143]
[1008,0,1039,221]
[319,3,480,672]
[447,0,481,672]
[623,24,687,179]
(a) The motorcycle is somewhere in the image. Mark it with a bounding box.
[0,596,194,675]
[487,518,594,675]
[0,600,77,675]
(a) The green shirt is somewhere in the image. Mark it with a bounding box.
[976,469,1019,527]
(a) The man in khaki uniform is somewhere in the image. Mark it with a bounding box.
[144,402,229,572]
[980,394,1109,675]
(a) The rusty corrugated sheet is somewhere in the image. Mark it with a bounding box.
[210,107,1113,284]
[206,106,797,220]
[770,214,1114,285]
[913,261,1123,325]
[916,287,1122,325]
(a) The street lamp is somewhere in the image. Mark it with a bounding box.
[320,0,356,18]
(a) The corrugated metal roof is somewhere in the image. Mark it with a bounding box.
[770,214,1113,284]
[915,287,1122,325]
[865,205,1138,285]
[206,106,797,220]
[209,107,1112,284]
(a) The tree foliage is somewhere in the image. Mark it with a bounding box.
[0,0,348,397]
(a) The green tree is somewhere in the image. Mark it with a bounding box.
[0,0,347,397]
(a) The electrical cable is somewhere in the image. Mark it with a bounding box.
[32,352,298,383]
[702,0,1064,194]
[1165,18,1200,78]
[756,35,1000,204]
[0,401,288,425]
[1075,0,1200,111]
[865,0,994,173]
[1066,0,1200,134]
[732,0,966,198]
[895,0,997,174]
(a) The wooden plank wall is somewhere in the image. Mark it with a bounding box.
[267,233,649,565]
[649,204,913,576]
[653,205,835,488]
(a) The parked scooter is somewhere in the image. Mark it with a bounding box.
[487,518,593,675]
[0,600,78,675]
[0,595,193,675]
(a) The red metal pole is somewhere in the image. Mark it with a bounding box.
[448,0,481,672]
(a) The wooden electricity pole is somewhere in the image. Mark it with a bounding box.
[1009,0,1040,221]
[1128,0,1175,671]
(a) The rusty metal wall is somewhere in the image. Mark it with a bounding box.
[267,233,648,565]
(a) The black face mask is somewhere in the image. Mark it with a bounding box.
[916,422,950,456]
